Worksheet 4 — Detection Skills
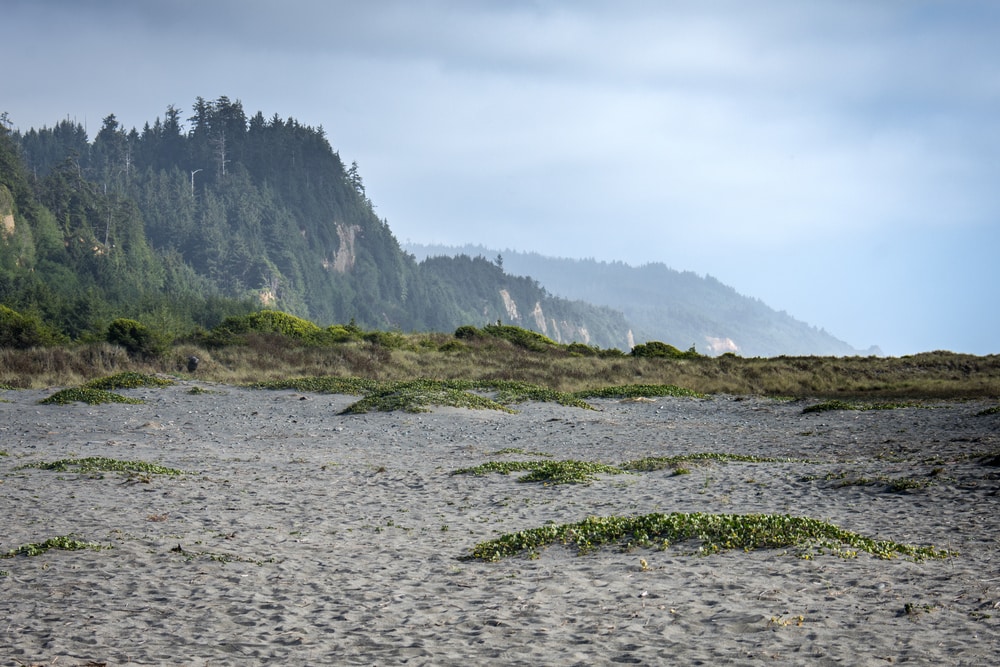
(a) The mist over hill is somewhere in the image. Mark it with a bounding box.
[406,243,878,357]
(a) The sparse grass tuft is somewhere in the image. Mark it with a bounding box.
[2,535,110,558]
[452,460,627,484]
[803,400,923,414]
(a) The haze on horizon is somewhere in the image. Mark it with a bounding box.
[4,1,998,356]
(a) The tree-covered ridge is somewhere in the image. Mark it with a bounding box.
[1,98,629,348]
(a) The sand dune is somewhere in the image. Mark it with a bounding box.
[2,383,998,665]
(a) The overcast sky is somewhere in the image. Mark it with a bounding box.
[5,0,999,355]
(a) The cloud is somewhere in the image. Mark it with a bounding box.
[4,0,998,353]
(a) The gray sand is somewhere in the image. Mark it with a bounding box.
[2,383,998,665]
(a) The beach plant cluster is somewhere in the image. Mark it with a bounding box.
[247,376,635,413]
[453,460,628,485]
[466,513,956,562]
[247,376,702,414]
[454,452,807,485]
[82,371,175,390]
[38,371,172,405]
[2,535,109,558]
[39,387,144,405]
[18,456,185,478]
[802,400,923,414]
[801,471,933,492]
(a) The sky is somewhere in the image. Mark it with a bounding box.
[4,0,999,356]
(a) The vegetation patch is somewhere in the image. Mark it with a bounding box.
[976,405,1000,416]
[622,452,807,472]
[452,460,627,485]
[342,382,516,414]
[803,400,923,414]
[466,513,955,562]
[246,376,378,394]
[39,387,143,405]
[630,341,702,359]
[18,456,184,477]
[802,471,934,492]
[574,384,704,399]
[83,371,174,390]
[3,535,110,558]
[489,447,553,457]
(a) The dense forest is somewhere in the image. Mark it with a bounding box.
[0,98,630,348]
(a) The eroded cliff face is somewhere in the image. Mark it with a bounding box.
[497,288,627,347]
[323,222,361,274]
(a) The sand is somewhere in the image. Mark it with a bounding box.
[1,382,998,665]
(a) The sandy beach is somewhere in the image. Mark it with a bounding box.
[2,381,998,665]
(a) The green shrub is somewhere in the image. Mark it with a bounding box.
[212,310,323,343]
[326,324,363,343]
[454,325,480,340]
[363,330,408,349]
[481,324,559,351]
[107,318,169,359]
[630,341,701,359]
[0,305,66,349]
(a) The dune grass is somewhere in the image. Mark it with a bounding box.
[2,333,997,399]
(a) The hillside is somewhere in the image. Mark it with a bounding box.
[406,244,877,357]
[0,97,629,348]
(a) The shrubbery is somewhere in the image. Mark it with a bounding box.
[631,340,701,359]
[107,318,169,359]
[0,305,66,349]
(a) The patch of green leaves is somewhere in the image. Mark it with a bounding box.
[19,456,184,477]
[39,387,143,405]
[466,513,955,562]
[3,535,110,558]
[622,453,806,472]
[342,381,517,414]
[83,372,174,390]
[575,384,704,399]
[976,405,1000,416]
[453,460,627,484]
[803,400,923,414]
[245,376,378,394]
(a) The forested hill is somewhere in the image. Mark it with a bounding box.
[0,97,629,348]
[407,244,878,357]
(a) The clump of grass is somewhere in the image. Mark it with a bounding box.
[489,447,553,457]
[802,471,933,492]
[342,382,517,414]
[478,380,593,409]
[803,400,923,414]
[39,387,143,405]
[2,535,110,558]
[245,376,378,394]
[466,513,956,562]
[453,460,627,484]
[622,453,806,472]
[574,384,704,399]
[18,456,184,477]
[83,371,174,390]
[976,405,1000,416]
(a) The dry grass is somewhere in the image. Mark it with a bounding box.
[1,335,998,399]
